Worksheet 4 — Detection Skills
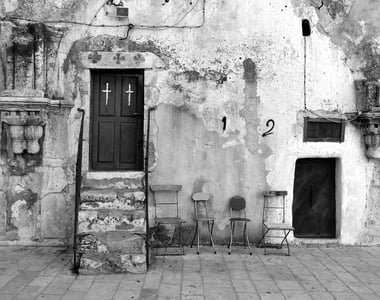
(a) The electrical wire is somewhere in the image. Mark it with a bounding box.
[1,0,206,30]
[302,21,360,124]
[303,36,307,110]
[305,108,361,123]
[84,0,109,35]
[171,0,201,27]
[134,0,205,30]
[119,23,134,40]
[2,16,133,27]
[118,0,205,39]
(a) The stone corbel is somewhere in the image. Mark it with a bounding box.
[353,80,380,159]
[0,89,72,155]
[1,110,46,155]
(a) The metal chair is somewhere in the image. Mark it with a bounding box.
[259,191,294,255]
[228,196,252,255]
[190,192,217,254]
[150,184,185,255]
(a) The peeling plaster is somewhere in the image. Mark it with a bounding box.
[292,0,380,80]
[1,0,380,247]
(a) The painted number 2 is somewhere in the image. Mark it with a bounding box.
[262,119,275,137]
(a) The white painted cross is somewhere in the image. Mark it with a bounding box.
[125,83,134,106]
[102,82,112,106]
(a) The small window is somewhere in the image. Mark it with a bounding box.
[304,118,345,142]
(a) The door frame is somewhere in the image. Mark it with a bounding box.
[66,48,165,176]
[89,69,144,171]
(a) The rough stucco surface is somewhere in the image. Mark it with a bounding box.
[0,0,379,252]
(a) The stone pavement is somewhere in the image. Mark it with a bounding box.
[0,245,380,300]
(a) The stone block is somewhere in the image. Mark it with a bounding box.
[82,176,144,190]
[8,188,38,240]
[0,192,6,235]
[81,189,118,202]
[77,233,108,254]
[80,189,144,210]
[41,193,67,239]
[118,190,145,205]
[105,231,145,253]
[77,231,145,254]
[79,253,147,274]
[40,166,67,196]
[78,209,145,233]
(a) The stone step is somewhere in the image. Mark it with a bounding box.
[80,189,144,210]
[82,172,144,190]
[77,231,147,274]
[78,231,145,254]
[79,253,146,274]
[78,209,145,233]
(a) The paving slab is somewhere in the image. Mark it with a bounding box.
[0,245,379,299]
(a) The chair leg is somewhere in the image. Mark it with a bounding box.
[245,222,253,255]
[196,222,200,255]
[190,222,198,248]
[243,222,247,247]
[207,220,216,254]
[179,223,184,255]
[261,228,270,255]
[283,230,291,256]
[228,221,234,255]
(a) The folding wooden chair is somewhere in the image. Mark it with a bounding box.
[190,192,217,254]
[259,191,294,255]
[150,185,185,255]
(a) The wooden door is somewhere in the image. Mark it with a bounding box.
[292,158,336,238]
[91,70,143,171]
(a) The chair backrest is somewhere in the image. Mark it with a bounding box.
[191,192,210,218]
[150,185,182,218]
[229,196,247,218]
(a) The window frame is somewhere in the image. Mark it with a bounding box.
[303,117,345,143]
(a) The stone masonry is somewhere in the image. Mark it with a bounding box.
[76,174,147,274]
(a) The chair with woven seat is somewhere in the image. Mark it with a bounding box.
[228,196,252,255]
[150,184,185,255]
[190,192,217,254]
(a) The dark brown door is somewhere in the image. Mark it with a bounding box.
[91,70,143,170]
[292,158,336,238]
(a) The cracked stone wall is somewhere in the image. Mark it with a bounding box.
[0,110,73,245]
[0,0,379,245]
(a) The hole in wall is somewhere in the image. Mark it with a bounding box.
[302,19,311,36]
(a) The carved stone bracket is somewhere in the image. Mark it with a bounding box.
[354,113,380,159]
[353,80,380,159]
[0,89,73,155]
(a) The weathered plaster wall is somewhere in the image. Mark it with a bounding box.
[291,0,380,243]
[0,0,379,245]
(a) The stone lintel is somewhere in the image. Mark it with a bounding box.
[0,95,73,111]
[81,51,165,69]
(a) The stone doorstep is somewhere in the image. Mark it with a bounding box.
[79,253,147,274]
[82,175,144,190]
